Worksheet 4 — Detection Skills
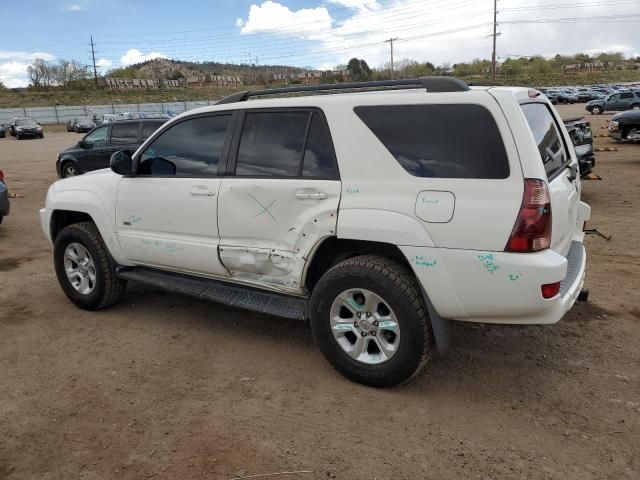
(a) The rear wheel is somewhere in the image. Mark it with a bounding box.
[309,255,432,388]
[631,104,640,110]
[53,222,127,310]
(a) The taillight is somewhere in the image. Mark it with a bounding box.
[541,281,561,299]
[505,179,552,252]
[0,170,4,182]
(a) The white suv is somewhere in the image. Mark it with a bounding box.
[40,77,590,387]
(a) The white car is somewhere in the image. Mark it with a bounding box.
[40,77,590,387]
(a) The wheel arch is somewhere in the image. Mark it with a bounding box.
[303,237,413,293]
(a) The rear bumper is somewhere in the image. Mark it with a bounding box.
[400,202,590,325]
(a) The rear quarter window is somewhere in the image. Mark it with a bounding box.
[520,103,570,180]
[354,104,510,179]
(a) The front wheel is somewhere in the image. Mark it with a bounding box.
[631,104,640,110]
[590,106,603,115]
[61,162,79,178]
[309,255,432,388]
[53,222,127,310]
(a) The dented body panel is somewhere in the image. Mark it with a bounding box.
[217,178,340,292]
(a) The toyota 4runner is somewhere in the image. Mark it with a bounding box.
[40,77,591,387]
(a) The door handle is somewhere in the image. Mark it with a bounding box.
[295,191,328,200]
[190,185,216,196]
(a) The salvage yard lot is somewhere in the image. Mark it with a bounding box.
[0,104,638,479]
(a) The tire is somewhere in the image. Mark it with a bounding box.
[590,106,603,115]
[61,162,79,178]
[16,133,21,140]
[39,133,44,139]
[631,104,640,110]
[53,221,127,310]
[309,255,432,388]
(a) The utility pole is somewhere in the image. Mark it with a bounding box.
[384,37,399,79]
[90,36,98,89]
[490,0,498,83]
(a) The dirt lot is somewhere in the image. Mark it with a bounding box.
[0,104,638,480]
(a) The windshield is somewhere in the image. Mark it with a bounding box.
[17,119,38,126]
[77,117,92,123]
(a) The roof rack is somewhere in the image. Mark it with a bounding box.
[217,76,470,104]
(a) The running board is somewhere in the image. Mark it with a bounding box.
[116,267,308,321]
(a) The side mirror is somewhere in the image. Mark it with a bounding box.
[110,151,133,176]
[78,140,88,148]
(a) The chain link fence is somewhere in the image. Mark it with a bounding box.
[0,100,217,125]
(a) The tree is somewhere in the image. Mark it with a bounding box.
[347,58,372,81]
[54,59,90,87]
[0,80,6,90]
[27,57,54,88]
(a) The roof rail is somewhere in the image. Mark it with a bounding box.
[216,76,470,104]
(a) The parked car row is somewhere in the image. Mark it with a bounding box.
[538,83,640,106]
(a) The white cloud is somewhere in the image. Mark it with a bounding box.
[238,0,640,71]
[236,17,244,27]
[0,61,30,88]
[96,58,112,68]
[120,49,167,66]
[0,51,56,88]
[0,51,55,61]
[240,1,332,40]
[61,4,82,12]
[327,0,379,10]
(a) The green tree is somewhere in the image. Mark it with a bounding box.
[347,58,372,81]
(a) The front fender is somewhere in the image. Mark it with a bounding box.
[44,187,130,265]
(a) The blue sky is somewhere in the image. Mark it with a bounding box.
[1,0,639,87]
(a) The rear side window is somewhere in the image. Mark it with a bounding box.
[302,113,338,178]
[354,104,510,179]
[139,115,230,176]
[235,110,338,178]
[110,123,139,145]
[236,112,308,176]
[520,103,569,180]
[620,92,634,99]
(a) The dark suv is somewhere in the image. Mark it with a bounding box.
[56,119,167,178]
[586,91,640,114]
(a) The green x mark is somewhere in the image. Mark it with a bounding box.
[248,193,276,221]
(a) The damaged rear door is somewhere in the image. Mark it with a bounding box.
[217,108,340,292]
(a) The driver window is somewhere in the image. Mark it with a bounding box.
[139,115,230,176]
[84,126,107,147]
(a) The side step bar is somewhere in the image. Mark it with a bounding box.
[116,267,308,321]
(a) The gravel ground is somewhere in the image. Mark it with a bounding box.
[0,104,638,480]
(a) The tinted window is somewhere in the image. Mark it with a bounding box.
[302,113,338,178]
[236,112,309,176]
[354,104,509,179]
[521,103,569,180]
[142,120,165,140]
[620,92,634,99]
[111,123,139,145]
[139,115,230,177]
[84,126,107,147]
